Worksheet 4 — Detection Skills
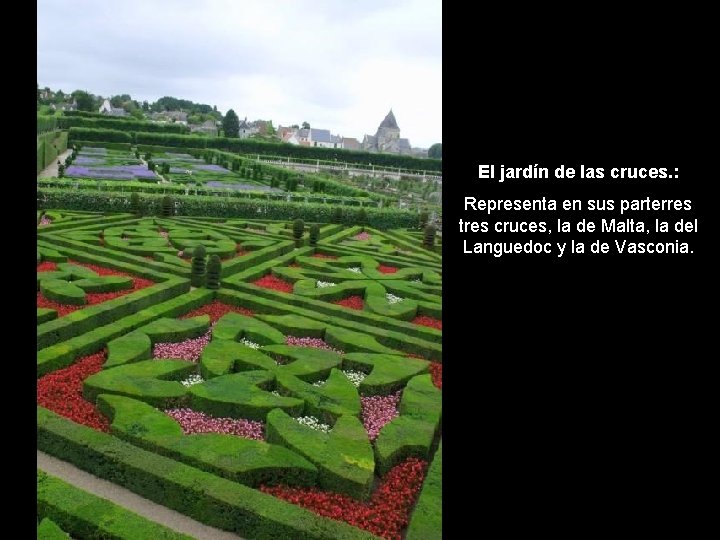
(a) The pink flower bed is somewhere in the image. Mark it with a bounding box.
[361,391,401,441]
[165,408,264,440]
[153,330,211,362]
[354,232,371,241]
[285,336,344,355]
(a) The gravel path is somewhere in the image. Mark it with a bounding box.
[37,450,243,540]
[38,149,73,178]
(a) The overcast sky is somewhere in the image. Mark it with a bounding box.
[37,0,441,148]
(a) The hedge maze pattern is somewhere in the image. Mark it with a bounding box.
[37,211,442,540]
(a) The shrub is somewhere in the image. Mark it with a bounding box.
[57,164,65,178]
[418,211,429,229]
[423,225,436,249]
[293,219,305,247]
[357,208,367,227]
[309,224,320,246]
[332,206,343,224]
[129,192,142,216]
[206,254,222,289]
[191,245,207,287]
[161,195,174,217]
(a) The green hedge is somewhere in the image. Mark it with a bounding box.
[266,409,375,500]
[38,277,189,352]
[99,394,317,488]
[59,115,190,134]
[62,126,441,172]
[37,517,68,539]
[37,288,211,376]
[37,177,379,207]
[37,131,68,173]
[68,126,133,143]
[37,189,418,229]
[406,442,442,540]
[37,470,193,539]
[37,114,58,134]
[37,407,374,539]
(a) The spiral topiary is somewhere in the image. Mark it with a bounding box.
[191,245,207,287]
[423,224,436,249]
[309,224,320,246]
[206,254,222,290]
[292,219,305,247]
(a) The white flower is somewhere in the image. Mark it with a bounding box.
[342,370,366,387]
[348,267,362,274]
[239,337,260,349]
[180,374,204,387]
[386,293,404,304]
[296,416,331,433]
[271,390,281,397]
[412,279,422,284]
[312,380,327,387]
[316,280,337,288]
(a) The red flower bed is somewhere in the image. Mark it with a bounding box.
[180,301,254,323]
[252,274,294,293]
[429,362,442,390]
[37,351,110,432]
[261,457,427,540]
[333,295,365,310]
[412,315,442,331]
[37,262,155,318]
[377,265,398,274]
[312,253,338,260]
[37,261,58,272]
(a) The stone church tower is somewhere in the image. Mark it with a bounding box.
[362,109,412,154]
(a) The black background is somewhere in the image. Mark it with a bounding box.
[441,17,710,532]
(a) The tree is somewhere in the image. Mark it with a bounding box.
[223,109,240,138]
[302,121,310,129]
[72,90,95,112]
[428,143,442,159]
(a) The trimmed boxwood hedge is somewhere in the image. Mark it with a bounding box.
[38,189,417,230]
[38,407,374,539]
[406,442,442,540]
[98,394,318,487]
[218,287,442,360]
[37,470,193,540]
[38,288,213,376]
[60,115,190,134]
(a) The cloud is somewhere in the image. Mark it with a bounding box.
[37,0,441,147]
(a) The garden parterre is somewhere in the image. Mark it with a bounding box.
[37,211,441,540]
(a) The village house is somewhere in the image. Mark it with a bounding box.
[99,99,128,117]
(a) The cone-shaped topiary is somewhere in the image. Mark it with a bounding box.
[419,211,429,229]
[292,219,304,247]
[206,254,222,290]
[309,224,320,246]
[423,224,437,249]
[161,196,174,217]
[191,245,207,287]
[357,208,367,227]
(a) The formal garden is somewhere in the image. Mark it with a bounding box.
[37,146,442,539]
